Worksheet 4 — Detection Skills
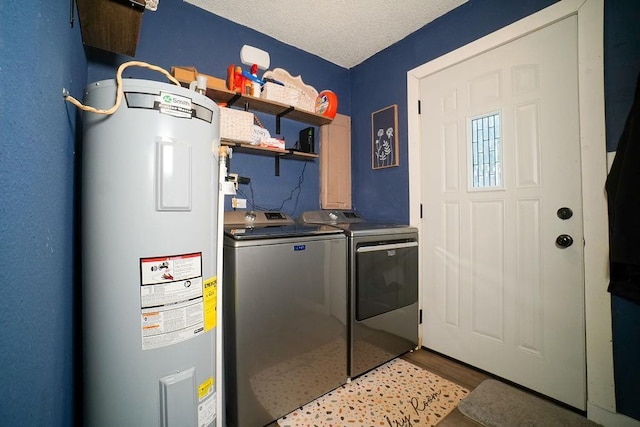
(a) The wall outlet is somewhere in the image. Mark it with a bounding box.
[232,198,246,209]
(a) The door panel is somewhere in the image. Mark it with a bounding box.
[421,15,586,409]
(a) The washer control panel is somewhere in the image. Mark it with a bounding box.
[224,210,293,227]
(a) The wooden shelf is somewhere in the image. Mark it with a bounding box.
[173,77,333,127]
[188,77,329,176]
[221,140,318,176]
[283,150,319,160]
[207,87,332,126]
[221,140,318,160]
[221,140,286,157]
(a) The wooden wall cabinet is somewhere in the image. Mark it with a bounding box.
[76,0,145,57]
[320,114,351,209]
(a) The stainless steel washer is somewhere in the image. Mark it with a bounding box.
[299,210,419,379]
[223,211,347,427]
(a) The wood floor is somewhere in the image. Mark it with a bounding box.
[401,348,491,426]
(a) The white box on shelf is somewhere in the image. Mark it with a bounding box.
[219,107,254,144]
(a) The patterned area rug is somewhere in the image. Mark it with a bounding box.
[278,358,468,426]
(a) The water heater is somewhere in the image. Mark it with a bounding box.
[81,79,219,426]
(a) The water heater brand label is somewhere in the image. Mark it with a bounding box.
[294,245,306,251]
[158,92,193,119]
[140,252,205,350]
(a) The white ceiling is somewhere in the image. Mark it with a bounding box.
[183,0,468,69]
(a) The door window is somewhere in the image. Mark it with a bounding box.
[470,112,502,189]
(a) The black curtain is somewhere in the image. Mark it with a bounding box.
[606,73,640,305]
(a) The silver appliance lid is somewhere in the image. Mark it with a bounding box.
[336,222,418,237]
[298,210,417,237]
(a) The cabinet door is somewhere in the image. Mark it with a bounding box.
[320,114,351,209]
[76,0,144,57]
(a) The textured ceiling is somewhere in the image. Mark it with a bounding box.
[183,0,467,69]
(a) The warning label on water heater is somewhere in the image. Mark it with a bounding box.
[140,252,205,350]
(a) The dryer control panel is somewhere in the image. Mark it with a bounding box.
[298,210,364,224]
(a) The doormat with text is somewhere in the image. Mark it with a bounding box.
[278,357,468,427]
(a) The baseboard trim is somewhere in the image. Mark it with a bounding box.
[588,402,640,426]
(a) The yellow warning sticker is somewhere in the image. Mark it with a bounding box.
[198,376,214,400]
[203,277,217,331]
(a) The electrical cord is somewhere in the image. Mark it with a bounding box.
[235,161,307,216]
[281,161,307,214]
[64,61,180,115]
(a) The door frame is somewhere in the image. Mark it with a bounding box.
[407,0,614,421]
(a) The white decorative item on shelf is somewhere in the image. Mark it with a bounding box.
[145,0,159,11]
[252,125,271,146]
[240,45,270,70]
[261,68,318,112]
[219,107,254,144]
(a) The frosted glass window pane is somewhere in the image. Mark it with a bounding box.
[471,113,501,188]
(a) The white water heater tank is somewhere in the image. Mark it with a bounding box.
[81,79,219,426]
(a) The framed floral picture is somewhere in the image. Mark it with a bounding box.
[372,104,399,169]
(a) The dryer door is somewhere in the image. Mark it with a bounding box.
[350,239,419,378]
[355,241,419,320]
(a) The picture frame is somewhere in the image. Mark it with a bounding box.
[372,104,399,169]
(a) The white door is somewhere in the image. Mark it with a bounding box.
[421,15,586,409]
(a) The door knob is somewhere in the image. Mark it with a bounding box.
[556,234,574,248]
[557,207,573,220]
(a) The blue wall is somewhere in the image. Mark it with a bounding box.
[0,0,86,425]
[1,0,639,424]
